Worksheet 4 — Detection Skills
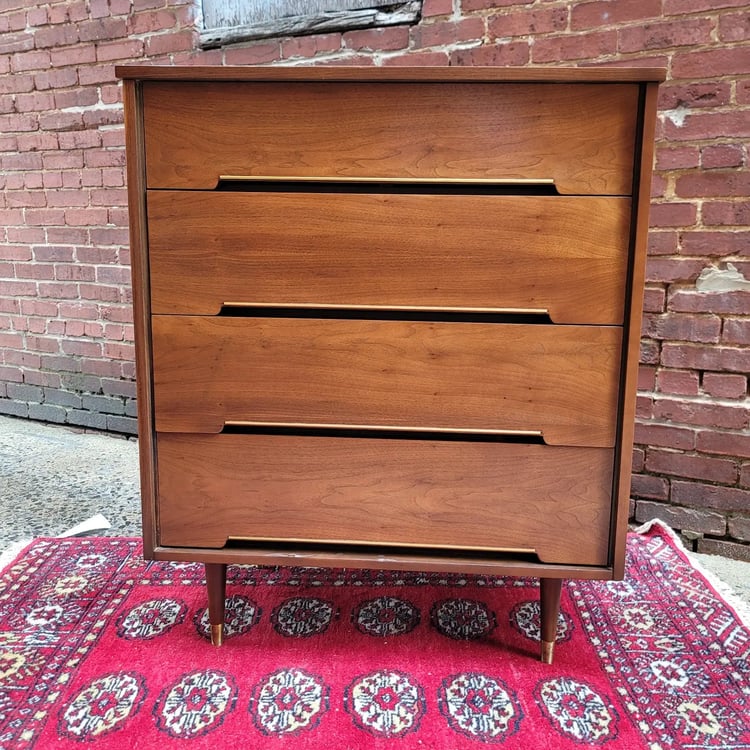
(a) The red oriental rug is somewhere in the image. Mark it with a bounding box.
[1,523,748,749]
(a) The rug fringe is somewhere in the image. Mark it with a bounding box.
[634,518,750,629]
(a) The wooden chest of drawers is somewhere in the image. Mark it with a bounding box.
[117,66,663,662]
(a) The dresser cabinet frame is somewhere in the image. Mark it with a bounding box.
[118,66,663,663]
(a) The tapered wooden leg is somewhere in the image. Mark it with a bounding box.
[205,563,227,646]
[540,577,562,664]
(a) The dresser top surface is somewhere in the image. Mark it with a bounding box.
[115,65,666,84]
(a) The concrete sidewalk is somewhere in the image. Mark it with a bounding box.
[1,414,749,609]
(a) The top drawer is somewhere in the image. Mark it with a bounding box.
[142,81,639,195]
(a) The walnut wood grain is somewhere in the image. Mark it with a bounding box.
[121,80,158,558]
[116,65,667,84]
[151,316,622,447]
[611,81,662,578]
[141,81,638,194]
[156,433,614,566]
[147,192,631,324]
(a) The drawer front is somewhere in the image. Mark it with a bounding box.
[143,82,638,194]
[151,316,621,447]
[156,433,614,566]
[147,192,631,324]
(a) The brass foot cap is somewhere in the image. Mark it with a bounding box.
[541,640,555,664]
[210,623,224,647]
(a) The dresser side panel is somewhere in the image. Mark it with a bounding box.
[123,79,157,558]
[611,81,661,577]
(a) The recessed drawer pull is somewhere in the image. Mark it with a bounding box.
[226,535,537,556]
[216,174,559,195]
[220,302,552,323]
[219,174,556,186]
[222,420,546,442]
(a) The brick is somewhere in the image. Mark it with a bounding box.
[82,394,125,415]
[224,41,281,65]
[646,447,739,483]
[723,318,750,345]
[662,343,750,374]
[702,202,750,227]
[644,312,721,342]
[655,146,699,170]
[14,91,56,112]
[95,39,144,61]
[697,429,750,459]
[452,42,530,66]
[413,17,485,48]
[104,342,135,360]
[703,372,747,399]
[631,473,670,500]
[669,290,750,315]
[281,33,342,60]
[680,231,750,257]
[28,402,67,423]
[101,378,137,398]
[127,9,178,35]
[640,338,660,365]
[696,537,750,563]
[741,462,750,488]
[343,26,410,52]
[488,7,567,38]
[571,0,661,28]
[664,0,748,12]
[633,447,645,472]
[87,358,126,378]
[665,112,750,144]
[66,409,108,430]
[422,0,453,15]
[78,64,117,86]
[636,394,653,419]
[634,421,695,450]
[11,49,51,72]
[531,31,616,63]
[24,371,61,389]
[638,364,656,391]
[649,202,697,228]
[672,480,749,512]
[635,500,726,536]
[6,382,43,402]
[673,46,750,79]
[701,144,745,169]
[719,10,750,41]
[642,286,666,313]
[64,207,109,226]
[0,399,29,418]
[728,514,750,542]
[55,264,95,282]
[657,369,700,396]
[675,171,750,199]
[145,30,195,56]
[106,415,138,435]
[77,17,128,43]
[33,23,79,49]
[645,258,706,284]
[43,388,82,408]
[619,18,713,53]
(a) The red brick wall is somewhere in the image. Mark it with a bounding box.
[1,0,748,557]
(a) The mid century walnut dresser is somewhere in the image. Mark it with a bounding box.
[117,66,663,662]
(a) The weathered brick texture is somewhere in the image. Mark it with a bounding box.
[1,0,748,555]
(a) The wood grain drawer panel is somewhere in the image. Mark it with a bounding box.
[151,316,622,447]
[156,433,614,567]
[142,82,638,194]
[147,192,632,324]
